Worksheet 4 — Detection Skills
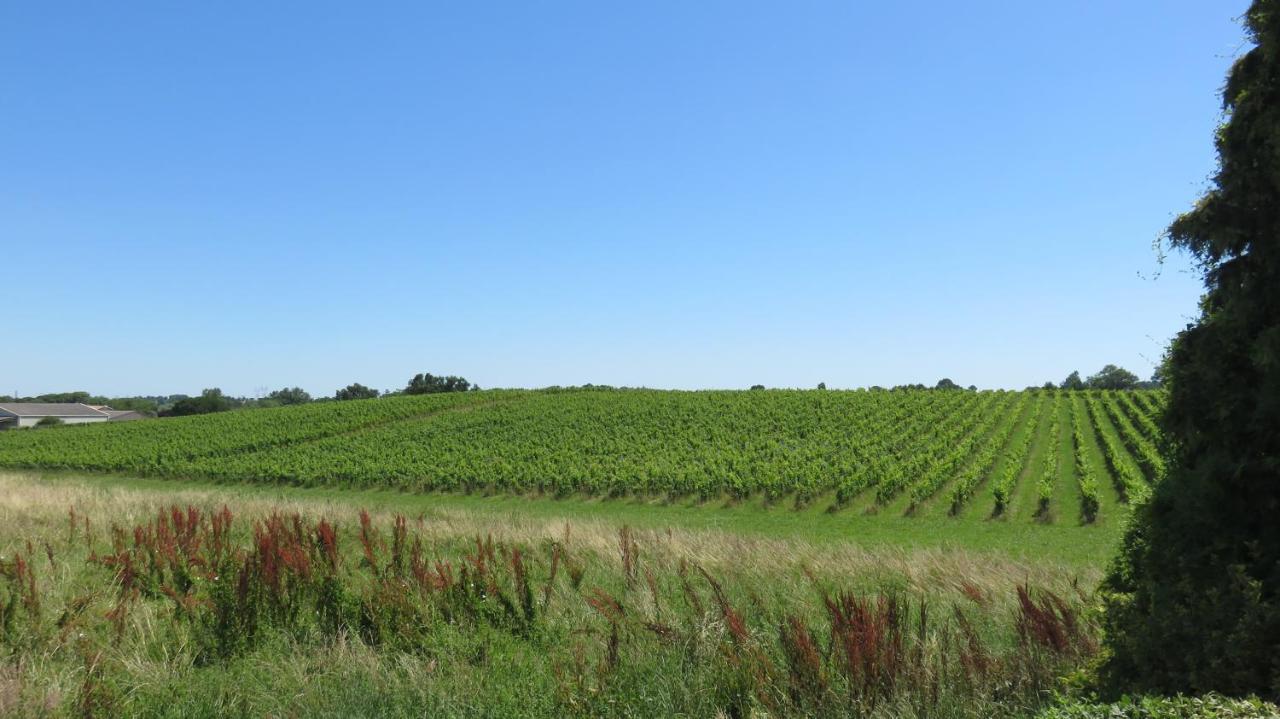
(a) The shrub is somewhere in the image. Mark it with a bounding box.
[1036,694,1280,719]
[1099,1,1280,699]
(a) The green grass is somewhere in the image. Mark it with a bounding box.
[11,470,1126,569]
[0,471,1106,718]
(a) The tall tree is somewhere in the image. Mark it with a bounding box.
[267,387,312,405]
[1101,1,1280,698]
[165,388,234,417]
[335,383,380,401]
[1060,371,1085,390]
[1085,364,1140,390]
[405,373,471,395]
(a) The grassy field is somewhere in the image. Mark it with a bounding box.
[0,471,1103,718]
[51,471,1124,568]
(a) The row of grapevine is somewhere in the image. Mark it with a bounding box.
[906,391,1017,509]
[1071,396,1101,522]
[1036,396,1062,516]
[870,392,998,505]
[1115,391,1162,445]
[890,392,1007,507]
[831,391,955,504]
[988,394,1042,515]
[1130,390,1167,416]
[1099,392,1165,481]
[1084,394,1150,504]
[946,391,1033,515]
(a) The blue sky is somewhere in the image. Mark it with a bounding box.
[1,2,1247,396]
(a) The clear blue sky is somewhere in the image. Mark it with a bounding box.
[1,2,1248,397]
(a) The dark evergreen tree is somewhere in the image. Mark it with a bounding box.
[1101,1,1280,698]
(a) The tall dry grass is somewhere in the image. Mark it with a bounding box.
[0,472,1100,717]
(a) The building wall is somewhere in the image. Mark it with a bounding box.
[13,415,109,428]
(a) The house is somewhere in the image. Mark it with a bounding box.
[0,403,144,429]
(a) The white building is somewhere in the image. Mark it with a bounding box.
[0,403,143,429]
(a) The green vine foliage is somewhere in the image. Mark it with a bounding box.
[1100,0,1280,699]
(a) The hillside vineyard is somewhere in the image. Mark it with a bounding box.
[0,389,1165,522]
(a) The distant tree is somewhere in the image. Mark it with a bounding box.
[34,416,64,428]
[1060,371,1086,390]
[267,387,312,405]
[159,395,190,413]
[34,391,93,404]
[335,383,380,401]
[935,378,960,390]
[1086,365,1140,390]
[1133,373,1164,390]
[967,385,978,391]
[165,388,233,417]
[405,373,472,395]
[1042,381,1055,390]
[570,384,617,392]
[105,397,159,415]
[817,382,827,390]
[750,384,766,391]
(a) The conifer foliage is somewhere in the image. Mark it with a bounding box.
[1101,0,1280,698]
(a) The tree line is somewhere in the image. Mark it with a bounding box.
[7,364,1157,422]
[1052,364,1159,391]
[161,374,480,416]
[2,372,480,418]
[753,365,1155,393]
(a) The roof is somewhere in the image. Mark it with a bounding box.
[0,403,110,418]
[105,410,145,421]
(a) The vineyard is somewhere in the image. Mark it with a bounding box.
[0,388,1166,523]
